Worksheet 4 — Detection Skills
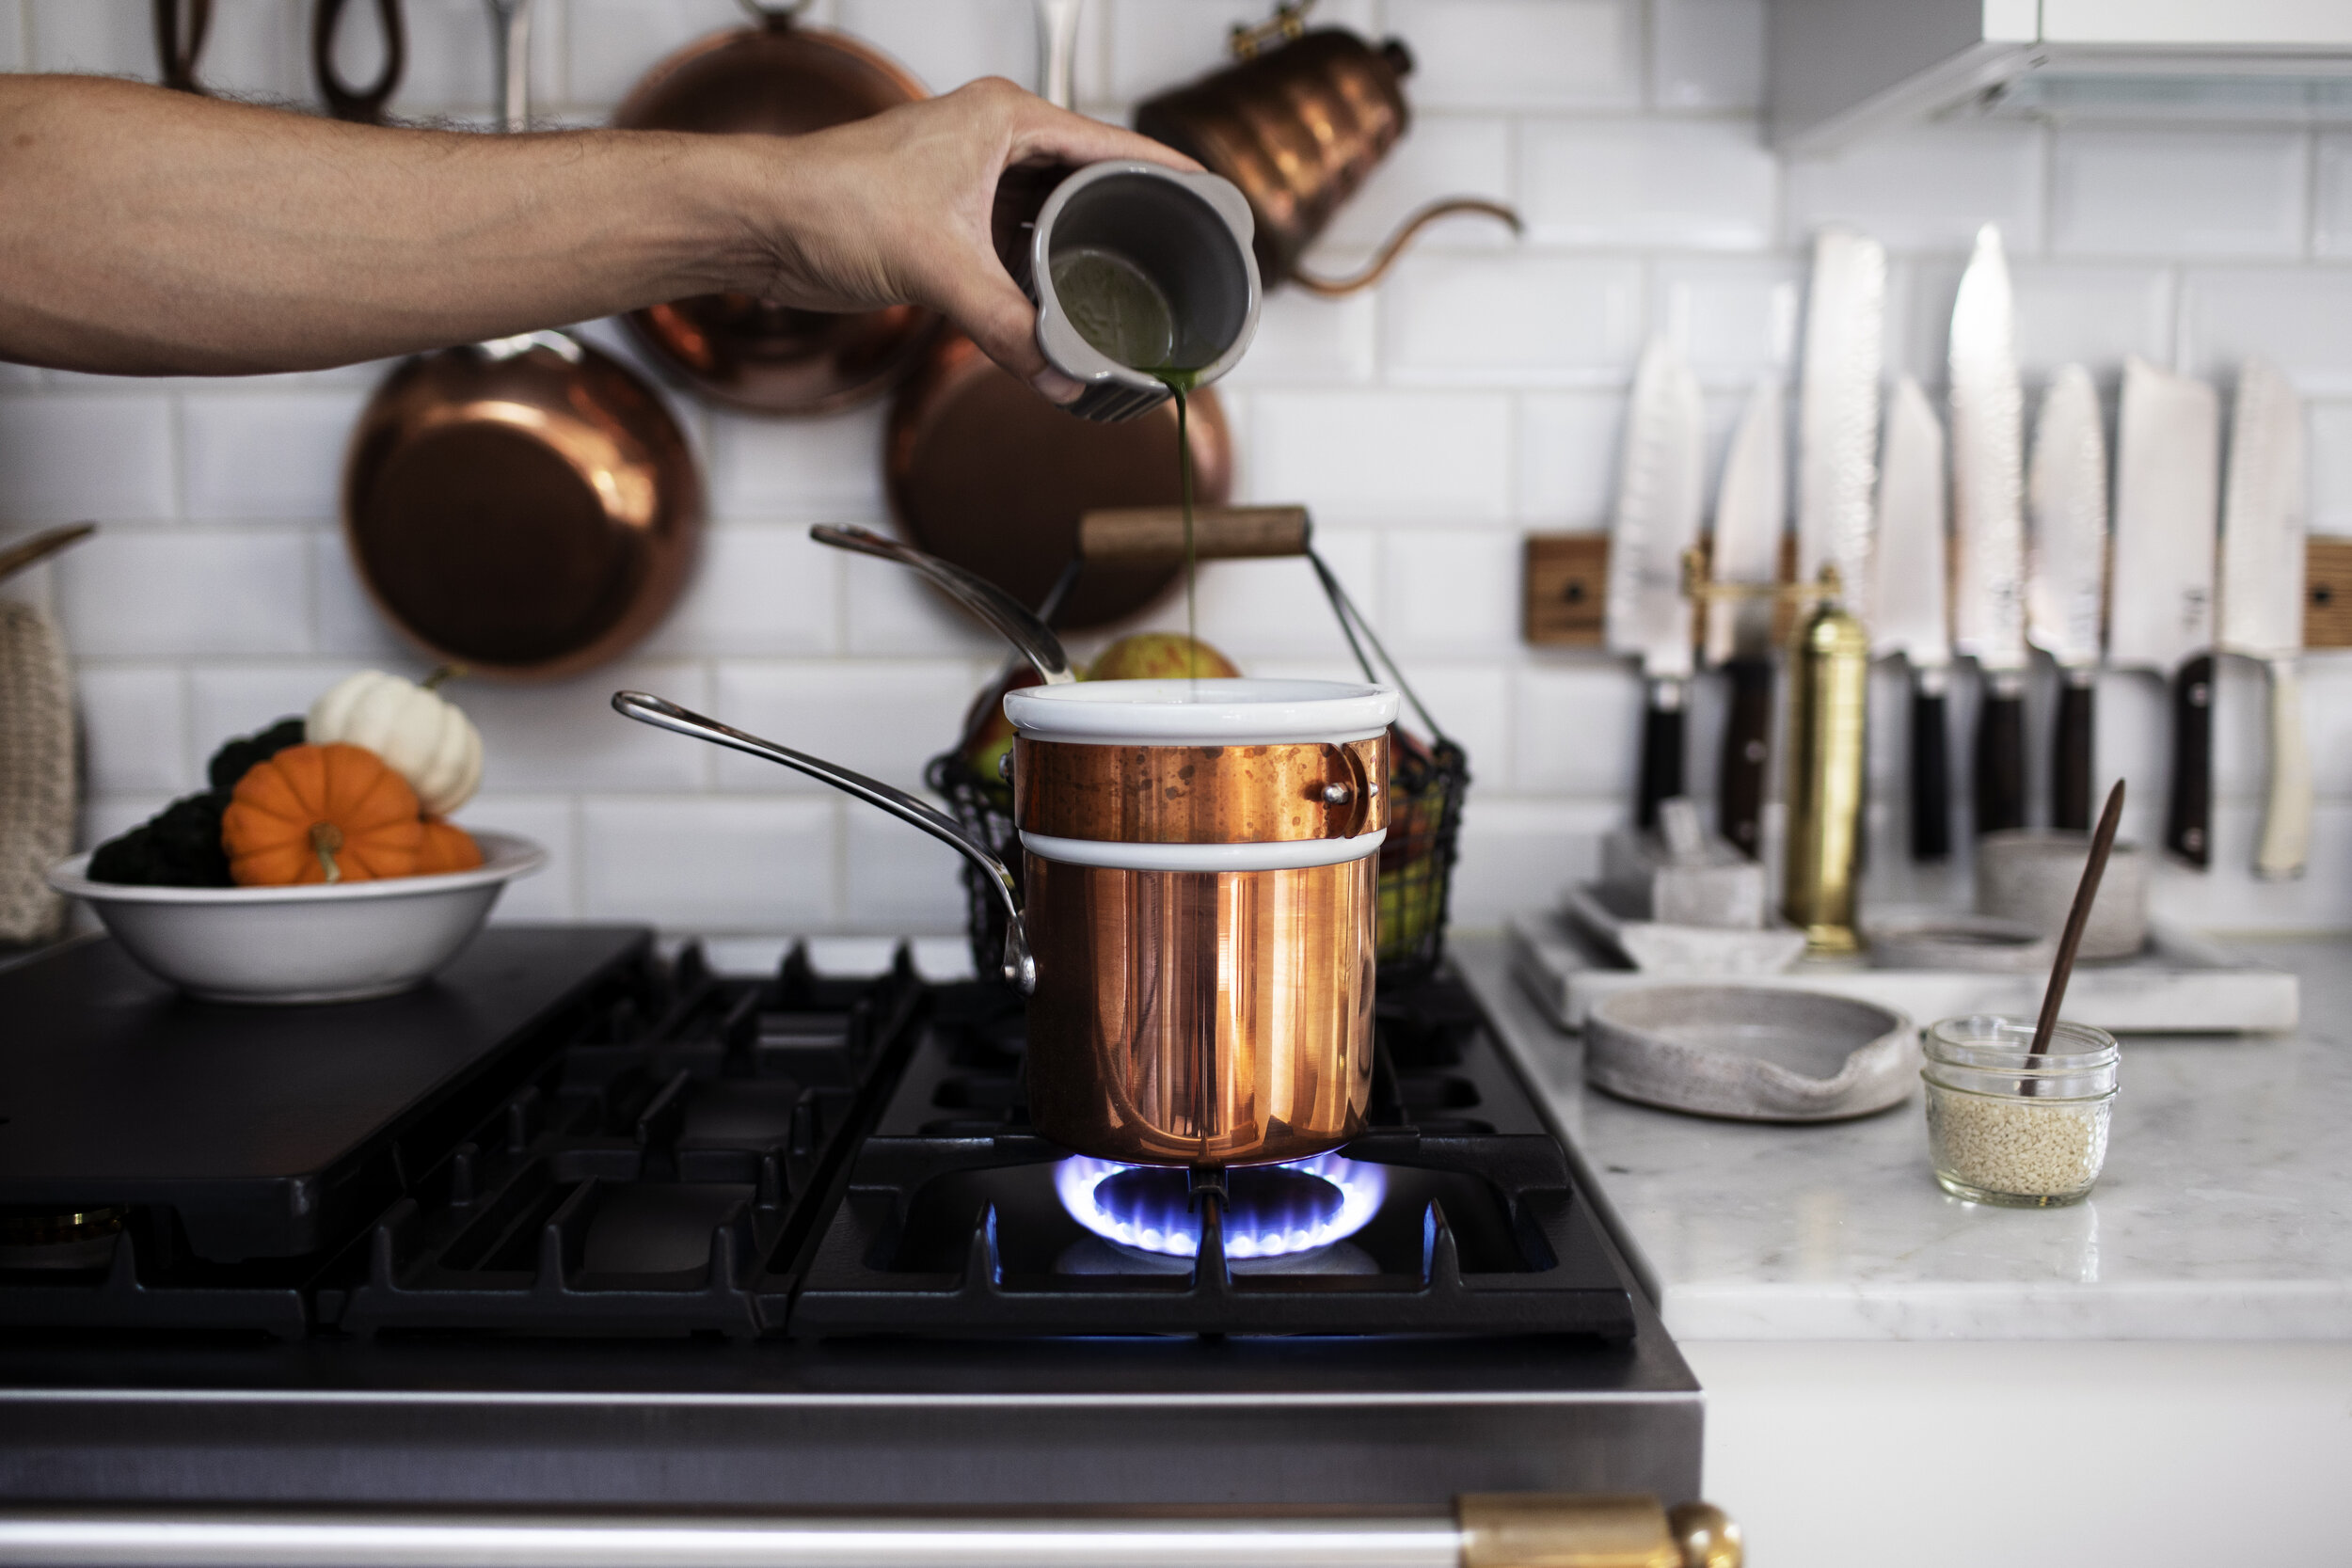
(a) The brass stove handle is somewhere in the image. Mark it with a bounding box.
[1457,1495,1741,1568]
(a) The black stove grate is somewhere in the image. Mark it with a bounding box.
[781,983,1634,1340]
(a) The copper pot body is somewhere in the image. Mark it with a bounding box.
[1134,30,1412,286]
[612,20,937,415]
[1012,734,1387,1167]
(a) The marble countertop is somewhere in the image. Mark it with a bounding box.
[1454,933,2352,1341]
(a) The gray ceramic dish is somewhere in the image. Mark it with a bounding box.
[1864,913,2056,973]
[1585,986,1917,1122]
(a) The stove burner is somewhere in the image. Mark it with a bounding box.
[1053,1153,1387,1260]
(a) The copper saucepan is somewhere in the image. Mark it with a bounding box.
[614,531,1394,1171]
[337,0,702,681]
[611,2,939,415]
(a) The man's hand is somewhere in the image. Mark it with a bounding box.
[734,80,1198,403]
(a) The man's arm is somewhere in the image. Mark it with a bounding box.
[0,73,1189,400]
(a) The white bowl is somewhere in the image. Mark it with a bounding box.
[1585,985,1918,1122]
[47,832,546,1004]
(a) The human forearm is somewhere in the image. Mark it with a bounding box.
[0,74,775,374]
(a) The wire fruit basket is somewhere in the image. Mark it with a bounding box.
[930,539,1468,990]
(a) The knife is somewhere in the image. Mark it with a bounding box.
[1869,376,1952,861]
[1948,224,2029,836]
[2026,364,2109,832]
[2219,358,2310,879]
[2110,356,2221,868]
[1607,339,1705,830]
[1705,380,1786,859]
[1798,229,1886,628]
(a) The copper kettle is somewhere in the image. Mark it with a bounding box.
[1133,0,1518,296]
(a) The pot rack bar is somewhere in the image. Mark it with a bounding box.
[0,1497,1738,1568]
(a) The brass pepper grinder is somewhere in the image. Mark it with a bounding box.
[1782,566,1869,955]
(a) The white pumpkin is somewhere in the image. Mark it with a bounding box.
[308,670,483,816]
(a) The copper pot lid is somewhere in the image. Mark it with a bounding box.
[612,14,939,416]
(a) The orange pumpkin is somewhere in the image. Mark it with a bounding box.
[416,817,484,875]
[223,743,423,886]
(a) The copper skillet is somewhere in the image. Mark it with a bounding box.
[883,0,1231,633]
[611,2,940,416]
[334,0,701,681]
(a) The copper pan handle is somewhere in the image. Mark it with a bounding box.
[612,691,1035,993]
[811,526,1077,685]
[315,0,405,123]
[1078,505,1310,565]
[1291,198,1521,298]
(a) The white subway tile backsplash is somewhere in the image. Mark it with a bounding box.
[711,659,976,796]
[1380,528,1526,657]
[1108,528,1379,664]
[1384,254,1643,386]
[1252,392,1510,524]
[0,396,176,523]
[1517,395,1622,527]
[0,1,24,71]
[1225,289,1375,387]
[562,0,744,108]
[2010,264,2174,378]
[377,0,564,116]
[56,531,312,657]
[1448,796,1621,927]
[311,530,415,658]
[2051,130,2308,259]
[2180,268,2352,392]
[1398,663,1512,794]
[1387,0,1639,112]
[76,666,190,795]
[644,525,839,657]
[2149,801,2352,930]
[182,392,364,520]
[834,0,1032,95]
[1517,659,1641,796]
[187,661,366,762]
[465,659,714,792]
[1656,258,1800,384]
[842,552,1009,658]
[1310,117,1514,254]
[1786,124,2045,253]
[2320,135,2352,260]
[580,797,834,930]
[1523,119,1777,251]
[842,806,967,933]
[2312,403,2352,533]
[707,404,887,522]
[453,794,577,921]
[29,0,186,79]
[1652,0,1764,111]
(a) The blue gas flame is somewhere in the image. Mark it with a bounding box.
[1053,1152,1387,1259]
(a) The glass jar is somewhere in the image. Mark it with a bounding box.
[1921,1016,2119,1207]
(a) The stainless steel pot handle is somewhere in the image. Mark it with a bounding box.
[612,691,1036,994]
[810,526,1077,686]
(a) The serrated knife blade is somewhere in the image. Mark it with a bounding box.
[2111,355,2220,866]
[2026,363,2108,830]
[1948,223,2028,834]
[2219,358,2309,878]
[1606,338,1705,829]
[1870,375,1954,860]
[1707,380,1786,857]
[1798,229,1885,629]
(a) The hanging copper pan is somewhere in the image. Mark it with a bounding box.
[612,3,939,416]
[883,0,1230,632]
[337,0,701,682]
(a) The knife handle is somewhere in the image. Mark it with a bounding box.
[2166,654,2215,869]
[1910,674,1950,862]
[1974,673,2026,836]
[1718,659,1772,859]
[1637,681,1686,831]
[2256,657,2311,879]
[2053,672,2095,832]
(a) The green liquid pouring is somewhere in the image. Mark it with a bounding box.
[1051,249,1210,694]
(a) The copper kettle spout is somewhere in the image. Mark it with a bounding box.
[1291,198,1524,297]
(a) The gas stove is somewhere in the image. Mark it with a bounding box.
[0,926,1699,1516]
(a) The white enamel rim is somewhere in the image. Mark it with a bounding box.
[1023,828,1385,872]
[48,831,547,904]
[1004,678,1398,746]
